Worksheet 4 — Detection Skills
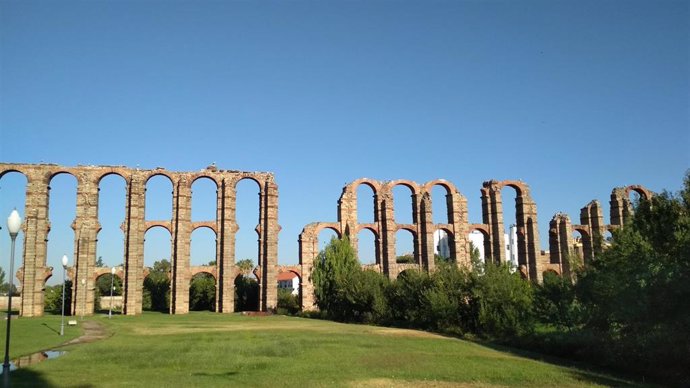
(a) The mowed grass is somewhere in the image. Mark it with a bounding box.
[8,312,644,387]
[0,314,82,359]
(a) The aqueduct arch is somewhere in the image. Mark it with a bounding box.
[0,163,279,317]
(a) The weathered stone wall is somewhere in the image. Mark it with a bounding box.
[0,163,279,317]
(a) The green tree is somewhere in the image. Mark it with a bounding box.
[189,273,215,311]
[143,259,171,312]
[44,280,72,315]
[575,172,690,382]
[277,288,300,315]
[234,275,259,311]
[534,270,582,331]
[236,259,254,274]
[395,254,415,264]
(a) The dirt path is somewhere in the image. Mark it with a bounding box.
[62,320,109,346]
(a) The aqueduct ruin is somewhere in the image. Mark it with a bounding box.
[0,162,650,316]
[0,163,279,317]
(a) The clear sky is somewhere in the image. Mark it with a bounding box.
[1,0,688,284]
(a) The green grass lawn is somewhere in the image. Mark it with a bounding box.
[0,313,82,359]
[4,312,647,387]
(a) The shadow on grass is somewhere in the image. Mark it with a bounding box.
[191,371,238,377]
[472,340,652,388]
[10,368,64,387]
[41,323,60,335]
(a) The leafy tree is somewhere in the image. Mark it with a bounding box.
[189,273,215,311]
[44,280,72,315]
[96,256,105,267]
[534,271,582,331]
[143,259,171,312]
[312,236,389,323]
[236,259,254,274]
[574,173,690,382]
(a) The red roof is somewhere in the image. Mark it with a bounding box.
[277,272,298,281]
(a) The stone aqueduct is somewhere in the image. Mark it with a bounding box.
[0,163,650,316]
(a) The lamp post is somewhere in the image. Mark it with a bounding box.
[3,210,22,382]
[81,278,86,321]
[109,267,115,319]
[60,255,68,336]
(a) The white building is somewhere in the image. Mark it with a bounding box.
[277,272,299,296]
[437,226,518,268]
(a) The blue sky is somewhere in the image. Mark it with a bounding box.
[1,0,688,284]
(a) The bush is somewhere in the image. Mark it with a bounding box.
[44,280,72,315]
[277,288,300,315]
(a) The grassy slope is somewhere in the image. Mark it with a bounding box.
[9,313,644,387]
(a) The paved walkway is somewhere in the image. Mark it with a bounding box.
[62,320,109,346]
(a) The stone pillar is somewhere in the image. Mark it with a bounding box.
[548,214,574,277]
[411,193,422,265]
[217,179,237,313]
[448,191,469,268]
[380,191,396,277]
[261,180,279,311]
[19,173,50,317]
[517,192,542,282]
[171,176,191,314]
[72,171,99,317]
[483,181,507,264]
[420,191,435,271]
[123,173,145,315]
[338,189,358,247]
[610,187,631,226]
[580,200,605,256]
[298,227,317,311]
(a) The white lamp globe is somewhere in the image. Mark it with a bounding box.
[62,255,69,267]
[111,267,116,275]
[7,210,21,235]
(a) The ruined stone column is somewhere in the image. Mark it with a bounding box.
[448,191,470,268]
[123,173,145,315]
[72,171,100,317]
[548,214,574,277]
[298,227,317,311]
[483,181,507,264]
[379,191,396,277]
[217,179,237,313]
[19,172,50,317]
[580,200,605,257]
[338,189,358,247]
[171,176,191,314]
[420,192,435,271]
[610,187,631,227]
[261,179,279,311]
[517,192,542,282]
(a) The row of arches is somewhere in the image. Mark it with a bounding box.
[0,163,280,317]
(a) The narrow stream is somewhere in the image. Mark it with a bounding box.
[9,350,66,371]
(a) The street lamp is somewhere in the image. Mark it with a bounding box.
[109,267,115,319]
[3,209,22,382]
[81,278,86,321]
[60,255,68,336]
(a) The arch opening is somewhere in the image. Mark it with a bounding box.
[392,185,414,225]
[191,177,217,222]
[431,184,450,224]
[357,183,376,224]
[190,227,216,267]
[277,270,301,314]
[234,273,259,312]
[145,175,173,221]
[468,230,486,263]
[357,228,377,265]
[235,179,260,271]
[0,171,27,293]
[46,173,77,286]
[500,186,519,267]
[143,226,171,313]
[97,174,126,269]
[94,273,123,314]
[433,229,454,263]
[189,272,216,312]
[395,229,416,264]
[317,228,340,252]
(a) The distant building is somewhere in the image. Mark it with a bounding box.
[277,272,299,296]
[438,226,518,268]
